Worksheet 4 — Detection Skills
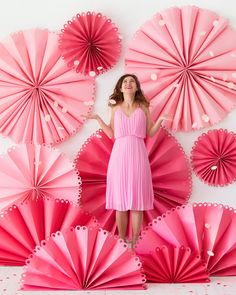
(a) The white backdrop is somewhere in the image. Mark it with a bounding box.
[0,0,236,207]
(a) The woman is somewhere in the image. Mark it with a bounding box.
[84,74,168,247]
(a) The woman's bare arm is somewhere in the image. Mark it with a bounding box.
[82,107,116,139]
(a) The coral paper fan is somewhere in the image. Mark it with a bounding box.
[125,6,236,131]
[0,28,95,145]
[142,245,209,283]
[59,11,121,76]
[0,198,97,265]
[74,128,191,234]
[0,143,80,211]
[136,203,236,276]
[191,129,236,186]
[21,226,146,290]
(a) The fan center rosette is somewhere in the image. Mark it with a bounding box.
[0,28,96,145]
[0,143,81,212]
[58,11,122,76]
[125,6,236,131]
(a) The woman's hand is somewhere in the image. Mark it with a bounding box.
[81,113,100,120]
[159,115,172,122]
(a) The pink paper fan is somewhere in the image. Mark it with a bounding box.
[141,245,209,283]
[0,143,80,211]
[136,203,236,276]
[0,198,97,265]
[59,11,121,76]
[74,128,191,234]
[21,226,146,290]
[125,6,236,131]
[0,28,95,145]
[191,129,236,186]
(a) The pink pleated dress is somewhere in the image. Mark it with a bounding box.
[106,106,154,211]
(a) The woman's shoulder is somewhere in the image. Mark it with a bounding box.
[139,103,149,114]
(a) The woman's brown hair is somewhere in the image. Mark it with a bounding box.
[108,74,150,107]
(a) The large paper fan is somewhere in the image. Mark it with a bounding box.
[74,127,191,234]
[21,226,146,290]
[0,143,80,211]
[125,6,236,131]
[59,11,121,76]
[0,28,95,145]
[0,198,97,265]
[136,203,236,276]
[191,129,236,186]
[141,245,209,283]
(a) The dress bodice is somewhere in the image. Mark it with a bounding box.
[114,107,147,139]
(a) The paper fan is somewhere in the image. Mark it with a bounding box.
[21,226,146,290]
[59,11,121,76]
[125,6,236,131]
[74,127,191,234]
[0,143,80,211]
[136,203,236,276]
[191,129,236,186]
[0,198,97,266]
[141,245,209,283]
[0,28,95,145]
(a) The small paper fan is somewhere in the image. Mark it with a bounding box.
[74,128,191,235]
[59,11,121,76]
[191,129,236,186]
[141,245,209,283]
[0,198,97,265]
[0,28,95,145]
[0,143,80,211]
[21,226,146,290]
[136,203,236,276]
[125,6,236,131]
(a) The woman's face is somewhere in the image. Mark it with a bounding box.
[120,76,138,94]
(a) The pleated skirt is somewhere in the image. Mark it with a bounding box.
[106,136,154,211]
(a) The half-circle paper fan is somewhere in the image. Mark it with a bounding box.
[125,6,236,131]
[59,11,121,76]
[0,28,95,145]
[74,127,191,234]
[0,198,97,265]
[191,129,236,186]
[21,226,146,290]
[141,245,209,283]
[0,143,80,211]
[136,203,236,276]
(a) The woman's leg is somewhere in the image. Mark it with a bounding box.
[131,210,143,248]
[116,210,128,240]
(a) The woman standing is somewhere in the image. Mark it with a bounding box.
[84,74,167,247]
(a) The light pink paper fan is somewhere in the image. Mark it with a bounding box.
[59,11,121,76]
[191,129,236,186]
[0,143,80,211]
[74,127,191,234]
[136,203,236,276]
[0,28,95,145]
[21,226,146,290]
[0,198,97,265]
[125,6,236,131]
[141,245,209,283]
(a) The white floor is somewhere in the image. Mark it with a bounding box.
[0,267,236,295]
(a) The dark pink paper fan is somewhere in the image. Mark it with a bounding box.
[125,6,236,131]
[0,28,95,145]
[21,226,146,290]
[74,128,191,234]
[191,129,236,186]
[141,245,209,283]
[59,11,121,76]
[0,198,97,265]
[136,203,236,276]
[0,143,81,211]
